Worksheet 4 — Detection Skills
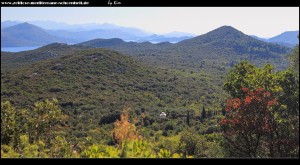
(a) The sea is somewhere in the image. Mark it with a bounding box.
[1,46,42,52]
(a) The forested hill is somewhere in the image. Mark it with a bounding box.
[177,26,289,56]
[1,43,87,72]
[76,26,291,72]
[1,48,227,139]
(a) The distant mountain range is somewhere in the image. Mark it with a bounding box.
[2,20,298,48]
[2,25,291,75]
[1,21,196,46]
[1,20,21,29]
[250,31,299,48]
[2,20,121,31]
[1,23,69,47]
[0,21,295,73]
[2,21,298,48]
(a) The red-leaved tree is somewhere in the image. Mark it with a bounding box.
[221,87,280,157]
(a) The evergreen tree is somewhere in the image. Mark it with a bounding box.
[201,106,206,120]
[186,111,190,126]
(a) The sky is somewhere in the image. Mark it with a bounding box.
[1,7,299,38]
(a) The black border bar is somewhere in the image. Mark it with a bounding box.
[1,0,299,7]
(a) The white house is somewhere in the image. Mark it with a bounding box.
[160,112,166,119]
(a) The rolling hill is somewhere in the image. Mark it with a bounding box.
[176,26,289,57]
[76,26,291,72]
[1,47,227,138]
[1,43,87,72]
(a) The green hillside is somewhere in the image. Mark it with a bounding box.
[1,43,86,72]
[1,48,227,141]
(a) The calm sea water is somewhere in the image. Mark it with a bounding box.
[1,46,42,52]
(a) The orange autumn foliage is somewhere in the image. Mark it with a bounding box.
[112,108,141,144]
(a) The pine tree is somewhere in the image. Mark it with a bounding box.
[201,106,206,120]
[186,111,190,126]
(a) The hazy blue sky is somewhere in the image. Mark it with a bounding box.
[1,7,299,38]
